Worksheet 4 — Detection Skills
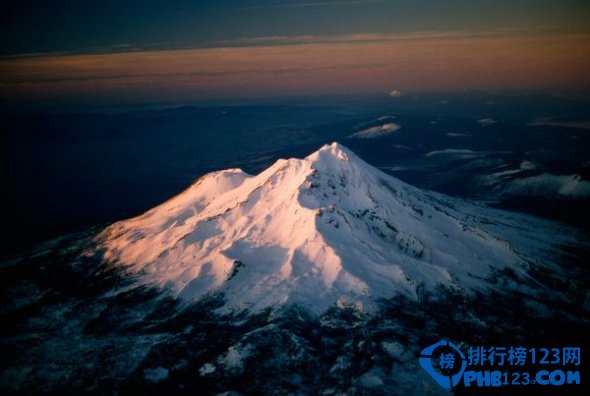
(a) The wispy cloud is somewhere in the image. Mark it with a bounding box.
[424,148,512,159]
[477,118,497,126]
[209,28,562,48]
[424,149,481,158]
[2,29,589,103]
[446,132,470,137]
[529,118,590,130]
[388,89,402,98]
[500,174,590,198]
[348,122,401,139]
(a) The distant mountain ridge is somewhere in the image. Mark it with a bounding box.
[95,143,570,313]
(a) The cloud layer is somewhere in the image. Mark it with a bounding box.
[501,174,590,198]
[529,118,590,130]
[348,122,401,139]
[424,149,482,158]
[388,89,402,98]
[2,30,590,103]
[476,118,497,126]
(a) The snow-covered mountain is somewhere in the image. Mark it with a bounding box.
[96,143,567,313]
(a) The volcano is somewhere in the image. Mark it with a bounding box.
[97,143,569,312]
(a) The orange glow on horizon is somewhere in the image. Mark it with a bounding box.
[1,30,589,103]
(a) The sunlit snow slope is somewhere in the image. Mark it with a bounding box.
[96,143,566,312]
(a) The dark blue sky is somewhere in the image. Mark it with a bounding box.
[2,0,589,56]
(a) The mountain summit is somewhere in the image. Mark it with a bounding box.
[97,143,563,312]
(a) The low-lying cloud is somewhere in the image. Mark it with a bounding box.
[348,122,401,139]
[529,118,590,130]
[477,118,497,126]
[388,89,402,98]
[501,173,590,198]
[424,149,481,158]
[446,132,470,137]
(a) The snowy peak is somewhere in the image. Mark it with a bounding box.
[306,142,376,181]
[307,141,353,164]
[95,143,561,313]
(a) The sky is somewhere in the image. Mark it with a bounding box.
[1,0,590,105]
